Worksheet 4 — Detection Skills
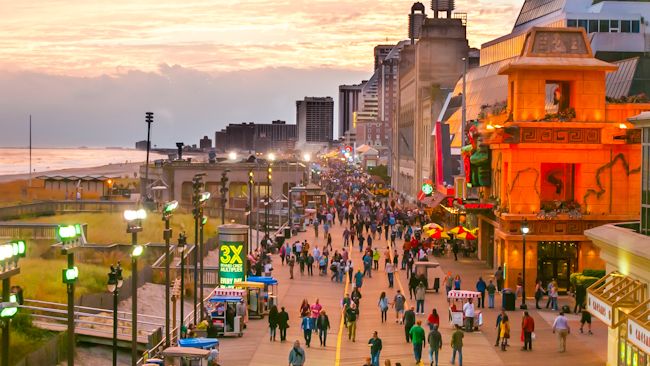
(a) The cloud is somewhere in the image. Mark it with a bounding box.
[0,66,369,147]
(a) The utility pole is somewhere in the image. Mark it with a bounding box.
[220,170,230,225]
[144,112,154,198]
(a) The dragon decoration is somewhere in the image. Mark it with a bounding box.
[461,119,491,187]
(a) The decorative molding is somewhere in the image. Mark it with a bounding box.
[520,127,601,144]
[500,218,607,236]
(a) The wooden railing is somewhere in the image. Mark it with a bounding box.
[0,200,136,220]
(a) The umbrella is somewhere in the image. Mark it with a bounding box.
[422,223,443,231]
[456,231,477,240]
[447,226,469,235]
[426,229,450,239]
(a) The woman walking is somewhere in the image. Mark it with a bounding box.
[300,299,310,318]
[426,308,440,331]
[317,310,330,347]
[499,315,511,351]
[378,292,389,323]
[268,305,279,341]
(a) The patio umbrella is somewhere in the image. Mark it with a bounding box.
[423,223,443,231]
[456,231,477,240]
[447,226,469,235]
[426,228,450,239]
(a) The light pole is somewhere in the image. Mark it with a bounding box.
[162,200,178,347]
[303,153,311,185]
[107,262,123,366]
[57,225,82,366]
[0,240,26,366]
[124,209,146,366]
[192,173,209,325]
[220,170,230,225]
[460,57,468,181]
[177,231,187,336]
[199,215,207,320]
[520,218,530,310]
[248,169,254,252]
[144,112,154,199]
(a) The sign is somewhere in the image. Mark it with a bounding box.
[629,319,650,355]
[421,181,433,196]
[219,241,246,288]
[587,293,613,326]
[464,203,494,210]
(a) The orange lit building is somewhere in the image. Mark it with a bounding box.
[469,27,650,294]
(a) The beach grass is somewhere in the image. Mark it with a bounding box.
[0,313,56,364]
[10,212,217,244]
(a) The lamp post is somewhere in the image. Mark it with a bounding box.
[265,153,275,240]
[57,225,82,366]
[192,189,209,325]
[124,209,146,366]
[460,57,468,184]
[0,240,26,366]
[199,216,207,320]
[177,231,187,336]
[107,262,123,366]
[520,218,530,310]
[248,169,254,252]
[144,112,154,198]
[220,170,230,225]
[303,153,311,185]
[162,200,178,347]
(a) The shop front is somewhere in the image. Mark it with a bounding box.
[537,241,578,293]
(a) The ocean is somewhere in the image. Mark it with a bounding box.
[0,148,168,176]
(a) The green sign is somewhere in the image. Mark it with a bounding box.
[219,241,245,288]
[422,182,433,195]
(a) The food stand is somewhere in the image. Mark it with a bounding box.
[247,276,279,313]
[161,347,211,366]
[234,281,265,319]
[206,295,244,337]
[413,261,444,293]
[447,290,483,330]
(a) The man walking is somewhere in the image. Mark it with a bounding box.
[409,320,426,364]
[428,324,443,366]
[476,277,487,308]
[404,306,416,343]
[288,340,306,366]
[486,280,496,308]
[368,331,382,366]
[346,302,359,342]
[393,290,406,324]
[416,281,426,314]
[278,307,289,342]
[451,325,464,365]
[462,298,475,332]
[552,311,571,352]
[521,311,535,351]
[301,315,312,347]
[385,261,394,288]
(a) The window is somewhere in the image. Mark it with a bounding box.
[589,20,599,33]
[621,20,631,33]
[632,20,640,33]
[567,19,577,27]
[600,19,610,32]
[610,19,619,32]
[540,163,576,204]
[578,19,588,31]
[545,81,571,114]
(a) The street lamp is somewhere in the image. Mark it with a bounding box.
[192,177,210,325]
[520,218,530,310]
[228,152,238,161]
[162,200,177,347]
[144,112,154,199]
[199,215,208,320]
[265,164,272,240]
[220,170,230,225]
[177,231,187,337]
[57,225,82,366]
[107,262,123,366]
[0,240,26,366]
[124,209,146,366]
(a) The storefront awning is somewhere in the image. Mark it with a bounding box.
[422,192,445,208]
[587,271,647,328]
[628,299,650,355]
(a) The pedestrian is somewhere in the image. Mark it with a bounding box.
[428,324,443,366]
[579,308,593,334]
[392,249,399,268]
[372,248,380,270]
[486,280,496,308]
[317,310,330,347]
[355,269,364,289]
[409,320,426,364]
[495,309,506,347]
[288,340,306,366]
[408,273,419,300]
[346,302,359,342]
[459,298,473,331]
[451,325,464,366]
[545,278,556,308]
[452,240,459,261]
[516,273,523,299]
[327,232,333,251]
[278,306,289,342]
[495,266,504,292]
[385,261,394,288]
[476,277,487,308]
[268,305,279,341]
[301,315,312,347]
[404,306,416,343]
[426,308,440,331]
[500,315,511,351]
[280,243,286,266]
[351,287,363,312]
[310,299,322,331]
[368,331,383,366]
[415,281,426,314]
[552,311,571,352]
[521,311,535,351]
[453,275,461,291]
[534,280,544,309]
[306,253,314,276]
[444,271,453,297]
[343,228,350,246]
[549,283,559,311]
[378,292,389,323]
[347,260,354,284]
[393,290,405,324]
[363,252,373,278]
[574,284,586,314]
[288,255,295,279]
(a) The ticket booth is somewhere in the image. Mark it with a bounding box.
[414,261,444,293]
[205,295,244,337]
[234,281,265,319]
[247,276,279,313]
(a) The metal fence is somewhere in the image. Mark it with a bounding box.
[0,200,136,220]
[0,222,89,240]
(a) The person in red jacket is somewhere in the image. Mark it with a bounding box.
[426,308,440,331]
[521,311,535,351]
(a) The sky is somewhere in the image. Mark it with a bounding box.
[0,0,523,148]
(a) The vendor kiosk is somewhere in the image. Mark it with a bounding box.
[234,281,265,319]
[247,276,279,313]
[413,261,444,293]
[447,290,483,331]
[206,295,243,337]
[161,347,210,366]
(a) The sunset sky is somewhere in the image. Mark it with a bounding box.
[0,0,522,147]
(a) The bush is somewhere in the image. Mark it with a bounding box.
[582,269,606,278]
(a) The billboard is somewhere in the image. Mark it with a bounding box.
[219,241,246,288]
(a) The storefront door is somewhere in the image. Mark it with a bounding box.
[537,241,578,293]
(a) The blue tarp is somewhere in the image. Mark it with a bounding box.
[208,295,242,302]
[247,276,278,285]
[178,337,219,349]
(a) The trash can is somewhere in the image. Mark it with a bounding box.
[502,289,516,311]
[284,227,291,239]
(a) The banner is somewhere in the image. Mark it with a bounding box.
[219,241,245,288]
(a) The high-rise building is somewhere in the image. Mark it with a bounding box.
[199,136,212,150]
[356,73,380,146]
[338,83,365,138]
[374,45,394,70]
[214,121,297,152]
[296,97,334,149]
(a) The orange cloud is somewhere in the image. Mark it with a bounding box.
[1,0,522,76]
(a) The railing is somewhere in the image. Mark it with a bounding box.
[0,200,136,220]
[0,222,88,240]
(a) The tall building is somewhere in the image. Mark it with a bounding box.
[199,136,212,150]
[338,83,365,138]
[374,45,394,70]
[356,73,380,146]
[393,16,469,198]
[296,97,334,150]
[214,121,297,152]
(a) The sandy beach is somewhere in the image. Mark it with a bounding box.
[0,162,142,183]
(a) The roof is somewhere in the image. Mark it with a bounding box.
[247,276,278,285]
[162,347,210,358]
[499,56,618,73]
[606,57,640,99]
